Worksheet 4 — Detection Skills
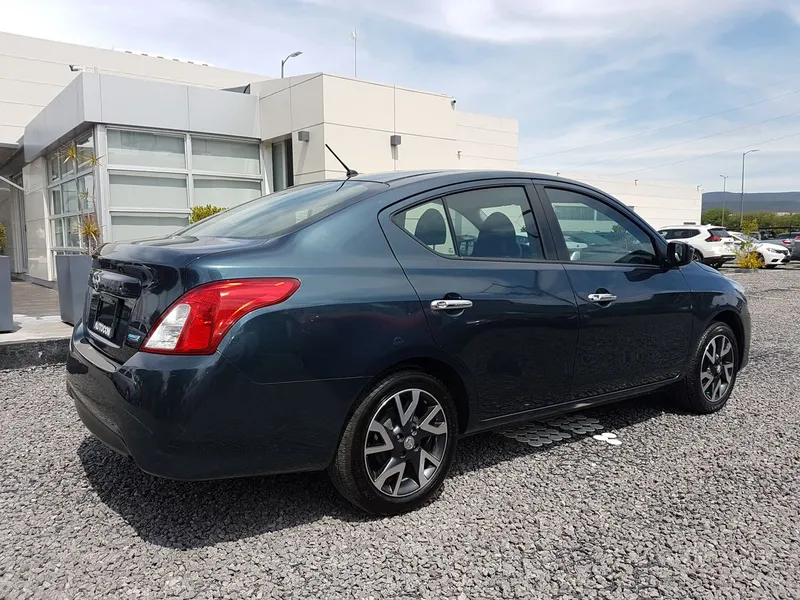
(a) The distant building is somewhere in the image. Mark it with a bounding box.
[0,32,699,283]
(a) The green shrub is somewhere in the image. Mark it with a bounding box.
[734,218,761,269]
[0,223,6,254]
[189,205,225,224]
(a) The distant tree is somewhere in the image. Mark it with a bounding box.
[701,208,736,226]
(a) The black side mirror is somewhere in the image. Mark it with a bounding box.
[666,241,694,267]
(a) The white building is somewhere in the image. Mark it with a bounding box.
[0,32,699,284]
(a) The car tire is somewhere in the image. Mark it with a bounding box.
[328,370,459,515]
[692,250,704,263]
[674,322,739,414]
[765,264,777,269]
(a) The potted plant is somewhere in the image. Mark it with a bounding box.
[55,142,103,325]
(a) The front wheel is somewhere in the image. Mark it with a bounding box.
[328,371,459,515]
[674,322,739,414]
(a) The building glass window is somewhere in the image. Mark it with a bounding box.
[193,178,263,209]
[104,128,263,243]
[46,130,97,255]
[107,129,186,169]
[192,138,260,175]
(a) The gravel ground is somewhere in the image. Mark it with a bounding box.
[2,266,799,600]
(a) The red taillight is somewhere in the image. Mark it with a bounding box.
[142,278,300,355]
[782,239,792,245]
[705,235,722,242]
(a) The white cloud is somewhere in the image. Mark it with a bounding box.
[0,0,798,191]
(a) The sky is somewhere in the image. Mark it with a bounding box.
[2,0,800,192]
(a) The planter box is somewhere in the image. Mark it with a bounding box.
[55,254,92,325]
[0,256,12,332]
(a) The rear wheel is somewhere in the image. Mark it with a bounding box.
[328,370,459,515]
[674,322,739,414]
[693,250,704,263]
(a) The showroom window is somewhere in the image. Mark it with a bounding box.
[104,128,264,242]
[46,130,97,255]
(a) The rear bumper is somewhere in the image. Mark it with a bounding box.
[67,322,369,480]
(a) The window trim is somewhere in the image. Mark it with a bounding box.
[534,181,667,268]
[388,180,554,264]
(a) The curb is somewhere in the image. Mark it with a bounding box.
[0,338,70,370]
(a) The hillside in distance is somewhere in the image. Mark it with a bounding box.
[702,191,800,213]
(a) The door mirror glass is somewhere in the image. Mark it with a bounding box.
[667,241,694,267]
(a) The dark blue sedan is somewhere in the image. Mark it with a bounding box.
[67,170,750,515]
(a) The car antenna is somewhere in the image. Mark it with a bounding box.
[325,144,358,178]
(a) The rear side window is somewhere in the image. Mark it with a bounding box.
[393,186,543,261]
[659,229,698,239]
[392,199,456,256]
[445,187,544,260]
[177,181,383,239]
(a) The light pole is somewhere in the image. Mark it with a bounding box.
[281,51,302,78]
[740,149,759,229]
[720,174,728,227]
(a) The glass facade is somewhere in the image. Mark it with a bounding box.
[46,130,96,255]
[105,128,264,242]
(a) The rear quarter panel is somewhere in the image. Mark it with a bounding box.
[188,199,471,386]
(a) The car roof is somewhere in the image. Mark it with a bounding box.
[346,169,595,190]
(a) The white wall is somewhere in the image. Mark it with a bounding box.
[257,73,520,184]
[0,31,268,148]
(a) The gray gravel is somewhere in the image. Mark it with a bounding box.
[2,266,800,600]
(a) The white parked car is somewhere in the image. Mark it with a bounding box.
[728,231,791,269]
[657,225,737,269]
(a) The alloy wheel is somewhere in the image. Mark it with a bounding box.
[700,334,735,403]
[363,388,448,498]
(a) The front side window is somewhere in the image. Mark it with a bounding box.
[545,188,657,265]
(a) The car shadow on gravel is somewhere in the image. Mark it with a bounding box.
[78,391,677,549]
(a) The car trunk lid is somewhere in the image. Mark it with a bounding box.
[84,236,263,364]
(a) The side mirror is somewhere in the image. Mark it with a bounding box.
[666,241,694,267]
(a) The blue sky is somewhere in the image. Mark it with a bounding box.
[3,0,800,191]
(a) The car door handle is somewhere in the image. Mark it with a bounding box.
[431,299,473,311]
[587,293,617,303]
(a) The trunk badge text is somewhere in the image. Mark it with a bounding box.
[93,322,113,337]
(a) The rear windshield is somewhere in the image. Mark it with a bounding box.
[176,180,385,239]
[708,228,731,238]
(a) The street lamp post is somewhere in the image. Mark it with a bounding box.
[281,51,303,78]
[720,174,728,227]
[740,149,759,229]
